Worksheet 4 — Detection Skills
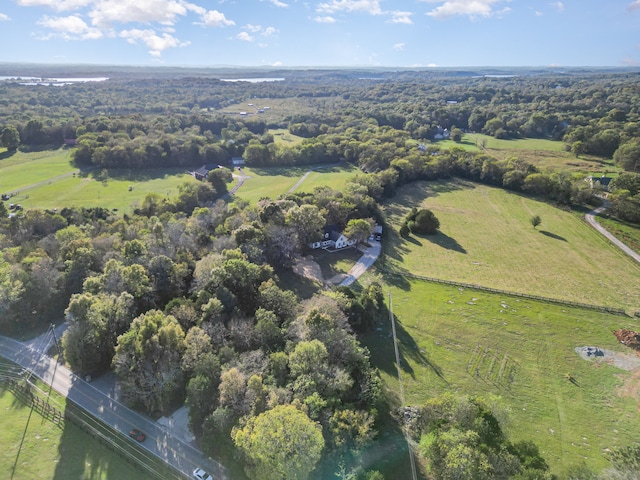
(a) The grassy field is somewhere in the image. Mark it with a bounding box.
[0,148,78,194]
[9,168,200,213]
[382,179,640,312]
[0,387,140,480]
[361,276,640,477]
[234,164,357,204]
[596,215,640,254]
[270,128,305,147]
[435,134,615,174]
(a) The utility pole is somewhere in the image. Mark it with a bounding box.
[388,292,418,480]
[47,323,61,405]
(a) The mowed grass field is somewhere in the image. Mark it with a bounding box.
[0,388,140,480]
[0,149,78,194]
[383,179,640,311]
[234,164,356,204]
[435,133,614,173]
[361,277,640,476]
[8,168,200,212]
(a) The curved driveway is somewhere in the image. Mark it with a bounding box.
[339,241,382,287]
[0,335,226,480]
[585,205,640,264]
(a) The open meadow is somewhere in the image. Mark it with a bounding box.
[7,168,200,213]
[0,148,78,195]
[382,179,640,312]
[234,164,356,204]
[436,133,615,174]
[361,276,640,476]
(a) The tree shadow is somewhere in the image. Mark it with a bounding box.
[365,309,447,385]
[539,230,567,242]
[422,231,467,253]
[0,149,18,161]
[85,167,190,182]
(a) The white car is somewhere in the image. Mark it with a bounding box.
[193,468,213,480]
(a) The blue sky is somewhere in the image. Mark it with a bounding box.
[0,0,639,67]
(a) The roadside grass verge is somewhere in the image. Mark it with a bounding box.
[382,179,640,311]
[0,148,77,194]
[10,168,199,213]
[361,276,640,477]
[596,215,640,254]
[0,383,141,480]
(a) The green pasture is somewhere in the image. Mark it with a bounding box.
[0,149,77,194]
[0,388,139,480]
[235,164,356,204]
[10,168,199,212]
[596,215,640,254]
[270,128,305,147]
[382,180,640,311]
[436,134,614,174]
[362,277,640,476]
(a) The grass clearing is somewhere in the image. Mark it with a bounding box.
[0,149,77,194]
[270,128,305,147]
[382,179,640,311]
[362,276,640,476]
[596,215,640,254]
[295,164,358,194]
[311,247,361,281]
[10,168,199,213]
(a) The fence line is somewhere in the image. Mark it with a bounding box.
[3,378,65,426]
[378,268,627,316]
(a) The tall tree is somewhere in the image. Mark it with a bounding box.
[233,405,324,480]
[1,125,20,150]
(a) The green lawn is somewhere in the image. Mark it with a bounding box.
[0,149,77,194]
[270,128,305,147]
[10,168,200,213]
[382,179,640,312]
[0,388,140,480]
[362,277,640,477]
[235,164,358,204]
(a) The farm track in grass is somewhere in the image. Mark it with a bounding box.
[382,179,640,311]
[0,149,78,194]
[362,277,640,476]
[233,164,357,204]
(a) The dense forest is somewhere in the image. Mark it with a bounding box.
[1,68,640,479]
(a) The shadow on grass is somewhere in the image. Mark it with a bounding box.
[365,308,447,385]
[423,231,467,253]
[0,149,18,161]
[539,230,567,242]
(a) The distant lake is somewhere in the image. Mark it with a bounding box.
[220,77,285,83]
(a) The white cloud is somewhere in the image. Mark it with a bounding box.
[89,0,189,28]
[237,31,254,42]
[535,10,543,16]
[244,24,262,33]
[314,15,337,23]
[550,1,564,12]
[0,13,9,21]
[393,42,405,50]
[120,28,188,56]
[423,0,507,19]
[17,0,92,12]
[317,0,382,15]
[389,11,413,24]
[271,61,283,66]
[629,0,640,11]
[269,0,288,7]
[38,14,104,39]
[198,9,235,27]
[262,26,277,36]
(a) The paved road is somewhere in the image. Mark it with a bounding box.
[339,241,382,287]
[585,205,640,264]
[0,335,226,480]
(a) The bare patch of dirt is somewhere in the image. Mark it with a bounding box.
[293,256,325,284]
[617,369,640,411]
[575,346,640,371]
